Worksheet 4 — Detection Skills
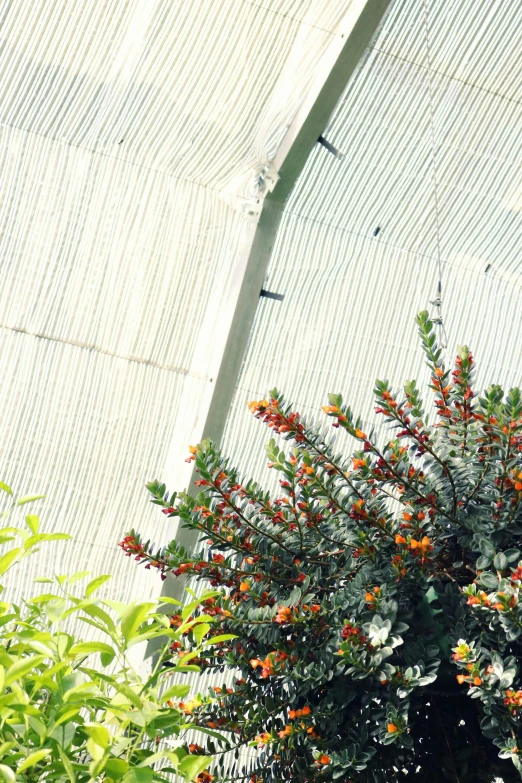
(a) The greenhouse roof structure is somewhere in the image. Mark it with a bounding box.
[1,0,521,608]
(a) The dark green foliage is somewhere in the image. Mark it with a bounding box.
[125,313,522,782]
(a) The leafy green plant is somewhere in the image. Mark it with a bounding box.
[0,484,216,783]
[124,312,522,782]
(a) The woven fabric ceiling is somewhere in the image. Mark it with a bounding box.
[0,0,354,599]
[222,0,522,486]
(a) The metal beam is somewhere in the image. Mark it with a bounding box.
[155,0,392,608]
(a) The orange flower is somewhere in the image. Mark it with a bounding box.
[456,674,467,684]
[310,604,321,613]
[473,676,482,686]
[239,581,250,592]
[355,429,367,440]
[403,512,412,521]
[255,732,272,747]
[278,725,292,738]
[395,534,407,545]
[365,592,376,603]
[288,710,297,719]
[322,405,338,415]
[387,723,398,733]
[352,458,366,470]
[301,705,311,715]
[373,586,381,594]
[250,658,261,668]
[317,755,331,765]
[275,606,293,624]
[435,367,444,377]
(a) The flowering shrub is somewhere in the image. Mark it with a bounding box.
[124,312,522,782]
[0,483,214,783]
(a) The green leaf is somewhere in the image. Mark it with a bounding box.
[17,749,51,772]
[203,634,238,647]
[493,552,508,570]
[178,755,211,782]
[162,683,191,702]
[25,515,39,534]
[5,655,45,685]
[0,548,21,577]
[24,533,71,550]
[105,759,129,780]
[121,603,155,641]
[69,641,116,665]
[17,494,45,506]
[57,745,75,783]
[192,622,210,645]
[85,723,111,749]
[50,722,76,750]
[0,483,12,496]
[0,765,15,783]
[85,574,111,597]
[121,768,154,783]
[45,598,67,623]
[67,571,91,585]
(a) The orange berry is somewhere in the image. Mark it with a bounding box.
[387,723,398,733]
[301,705,311,715]
[239,581,250,592]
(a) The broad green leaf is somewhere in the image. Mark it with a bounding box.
[85,723,110,749]
[5,655,45,685]
[121,603,155,641]
[112,682,142,710]
[17,749,51,772]
[203,634,238,646]
[158,597,182,607]
[192,622,210,645]
[57,745,75,783]
[121,768,154,783]
[161,683,191,702]
[0,483,12,496]
[79,603,116,634]
[0,534,16,545]
[85,574,111,597]
[0,764,15,783]
[25,515,39,534]
[45,598,67,623]
[24,533,71,551]
[181,599,202,621]
[67,571,91,585]
[29,592,61,603]
[178,754,211,782]
[0,665,4,691]
[17,494,45,506]
[49,707,81,730]
[105,759,129,780]
[69,641,115,665]
[50,722,75,750]
[0,548,21,577]
[0,743,15,759]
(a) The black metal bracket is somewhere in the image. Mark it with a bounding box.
[317,135,344,160]
[260,289,284,302]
